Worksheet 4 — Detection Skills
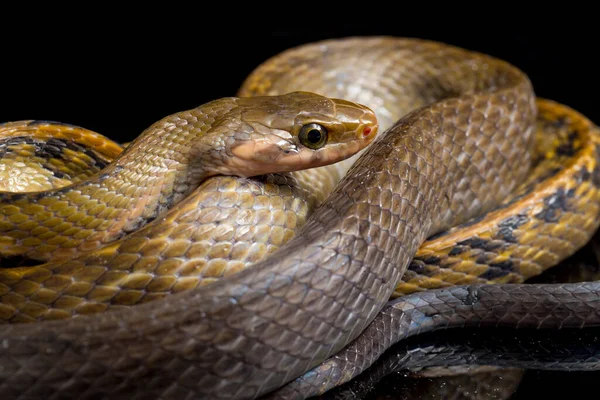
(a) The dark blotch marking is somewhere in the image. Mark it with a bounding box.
[5,136,35,146]
[408,260,426,274]
[534,189,569,223]
[480,259,515,280]
[489,259,514,270]
[556,144,575,157]
[422,256,441,265]
[448,246,467,256]
[593,165,600,188]
[37,137,68,159]
[456,237,488,249]
[568,130,578,140]
[46,138,68,147]
[594,172,600,188]
[19,136,107,169]
[35,138,66,158]
[0,136,35,158]
[555,130,579,157]
[578,166,591,184]
[0,255,44,268]
[497,227,518,243]
[592,144,600,188]
[1,193,28,202]
[480,268,510,280]
[1,135,110,181]
[496,214,529,243]
[83,148,108,169]
[549,115,569,130]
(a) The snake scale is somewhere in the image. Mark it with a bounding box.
[320,236,600,399]
[1,36,600,400]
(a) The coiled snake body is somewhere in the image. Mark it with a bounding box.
[1,37,600,399]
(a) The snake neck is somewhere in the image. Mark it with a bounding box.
[89,144,212,233]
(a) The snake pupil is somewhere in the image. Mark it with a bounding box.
[307,129,322,143]
[299,123,328,149]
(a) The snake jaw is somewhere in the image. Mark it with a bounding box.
[223,124,375,177]
[223,134,318,177]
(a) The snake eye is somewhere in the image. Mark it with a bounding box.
[299,123,328,150]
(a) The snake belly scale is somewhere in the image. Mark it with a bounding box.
[0,36,598,400]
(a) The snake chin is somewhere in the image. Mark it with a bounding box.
[225,135,370,177]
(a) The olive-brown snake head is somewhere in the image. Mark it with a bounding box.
[207,91,378,177]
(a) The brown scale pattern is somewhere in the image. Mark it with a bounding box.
[0,36,597,400]
[270,102,600,399]
[0,172,336,322]
[395,99,600,296]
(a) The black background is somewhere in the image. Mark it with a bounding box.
[2,23,599,143]
[2,16,599,399]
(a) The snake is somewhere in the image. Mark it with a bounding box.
[321,235,600,399]
[1,36,600,400]
[321,327,600,400]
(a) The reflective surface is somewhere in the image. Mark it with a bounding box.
[315,230,600,399]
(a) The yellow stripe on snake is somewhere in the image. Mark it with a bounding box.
[0,36,599,400]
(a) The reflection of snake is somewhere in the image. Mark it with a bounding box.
[318,235,600,399]
[1,36,600,400]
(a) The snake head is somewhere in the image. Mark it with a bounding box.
[216,91,378,177]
